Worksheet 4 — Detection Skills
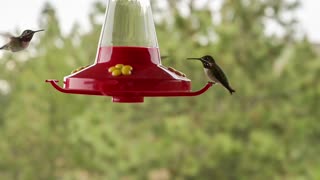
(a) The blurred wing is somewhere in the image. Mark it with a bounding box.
[0,32,14,39]
[161,56,168,59]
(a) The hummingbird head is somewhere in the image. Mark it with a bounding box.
[187,55,216,69]
[20,29,44,41]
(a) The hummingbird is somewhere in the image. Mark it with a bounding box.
[0,29,44,52]
[187,55,236,94]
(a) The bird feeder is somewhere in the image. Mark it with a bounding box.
[46,0,213,103]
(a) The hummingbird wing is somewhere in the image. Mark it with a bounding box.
[210,63,234,92]
[0,38,23,52]
[0,43,9,50]
[0,32,12,37]
[211,64,228,83]
[0,32,15,40]
[0,33,13,50]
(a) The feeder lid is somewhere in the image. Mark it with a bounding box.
[102,0,158,47]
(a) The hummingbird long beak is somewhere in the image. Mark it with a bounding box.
[187,58,207,63]
[187,58,202,61]
[33,29,45,33]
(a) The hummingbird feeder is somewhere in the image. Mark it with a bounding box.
[46,0,213,103]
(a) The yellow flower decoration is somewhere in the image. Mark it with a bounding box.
[108,64,133,77]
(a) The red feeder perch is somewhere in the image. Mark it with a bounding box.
[46,0,213,103]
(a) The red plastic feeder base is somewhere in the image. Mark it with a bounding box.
[46,47,213,103]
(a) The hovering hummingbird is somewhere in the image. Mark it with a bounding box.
[0,29,44,52]
[188,55,236,94]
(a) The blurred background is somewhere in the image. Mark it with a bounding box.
[1,0,320,179]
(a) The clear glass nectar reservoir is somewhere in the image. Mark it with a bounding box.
[101,0,158,47]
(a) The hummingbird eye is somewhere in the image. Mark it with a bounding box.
[25,30,32,34]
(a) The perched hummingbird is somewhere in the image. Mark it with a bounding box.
[188,55,236,94]
[0,29,44,52]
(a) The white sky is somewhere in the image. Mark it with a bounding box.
[0,0,319,42]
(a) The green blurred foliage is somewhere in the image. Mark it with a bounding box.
[1,0,320,179]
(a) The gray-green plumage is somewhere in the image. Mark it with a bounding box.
[0,37,25,52]
[188,55,235,94]
[0,29,44,52]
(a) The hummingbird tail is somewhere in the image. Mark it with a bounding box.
[228,87,236,95]
[0,44,8,50]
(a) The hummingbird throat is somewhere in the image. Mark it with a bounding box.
[21,36,33,42]
[21,41,30,48]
